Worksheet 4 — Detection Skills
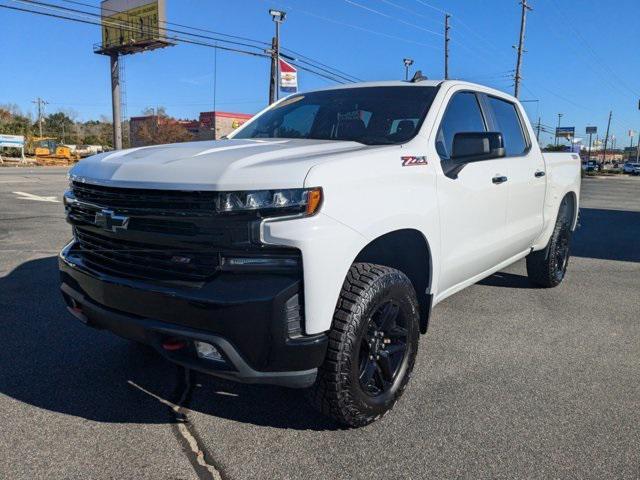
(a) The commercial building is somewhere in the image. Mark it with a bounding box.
[129,110,253,147]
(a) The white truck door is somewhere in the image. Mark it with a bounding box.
[434,91,511,293]
[483,95,546,254]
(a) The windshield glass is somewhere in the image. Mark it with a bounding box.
[233,86,439,145]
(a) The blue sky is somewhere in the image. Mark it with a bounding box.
[1,0,639,147]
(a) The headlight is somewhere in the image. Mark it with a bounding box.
[216,187,322,216]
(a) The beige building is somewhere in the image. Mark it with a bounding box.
[196,111,253,140]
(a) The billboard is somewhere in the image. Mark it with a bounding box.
[556,127,575,138]
[100,0,169,53]
[586,126,597,134]
[279,58,298,93]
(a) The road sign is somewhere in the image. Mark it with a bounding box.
[556,127,575,138]
[586,126,597,134]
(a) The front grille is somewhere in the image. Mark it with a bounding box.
[72,181,219,215]
[67,181,298,283]
[67,181,250,282]
[75,229,220,282]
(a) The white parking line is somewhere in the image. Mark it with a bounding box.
[12,191,59,203]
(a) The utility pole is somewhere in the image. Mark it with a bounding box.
[536,116,541,142]
[555,113,563,146]
[513,0,532,99]
[32,97,48,138]
[403,58,414,81]
[444,14,451,80]
[110,54,123,150]
[601,110,612,165]
[268,9,286,105]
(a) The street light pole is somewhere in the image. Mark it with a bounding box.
[403,58,414,81]
[268,9,286,105]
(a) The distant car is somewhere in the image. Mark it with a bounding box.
[582,160,597,172]
[632,165,640,175]
[623,162,640,173]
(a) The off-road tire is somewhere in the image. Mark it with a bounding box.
[308,263,420,427]
[526,196,573,288]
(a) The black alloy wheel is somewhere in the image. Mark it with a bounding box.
[358,301,409,397]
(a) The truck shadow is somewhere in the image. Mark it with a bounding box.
[0,256,335,430]
[571,208,640,263]
[479,207,640,289]
[1,207,636,429]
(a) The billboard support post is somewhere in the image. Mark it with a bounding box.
[95,0,174,150]
[110,53,123,150]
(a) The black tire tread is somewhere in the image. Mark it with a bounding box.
[526,198,572,288]
[308,263,418,427]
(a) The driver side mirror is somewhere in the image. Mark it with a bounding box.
[452,132,505,162]
[442,132,505,179]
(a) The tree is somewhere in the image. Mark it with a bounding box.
[0,105,33,137]
[134,119,193,146]
[43,112,75,142]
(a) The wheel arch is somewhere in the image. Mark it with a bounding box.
[564,190,579,231]
[353,228,433,334]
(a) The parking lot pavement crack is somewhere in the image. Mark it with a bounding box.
[128,369,223,480]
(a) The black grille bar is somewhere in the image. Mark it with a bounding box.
[75,229,220,282]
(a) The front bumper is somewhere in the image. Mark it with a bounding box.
[59,242,328,388]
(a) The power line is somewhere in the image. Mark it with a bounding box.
[263,0,441,50]
[548,0,639,98]
[410,0,448,15]
[61,0,363,82]
[3,1,352,84]
[375,0,442,26]
[61,0,273,48]
[343,0,444,37]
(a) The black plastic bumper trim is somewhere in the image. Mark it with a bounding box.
[61,283,318,388]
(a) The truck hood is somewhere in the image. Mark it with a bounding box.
[69,138,368,191]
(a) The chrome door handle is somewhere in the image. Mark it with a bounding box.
[534,170,546,177]
[492,175,508,184]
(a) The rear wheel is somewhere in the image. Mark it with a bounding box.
[308,263,420,427]
[526,196,573,288]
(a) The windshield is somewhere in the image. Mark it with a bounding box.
[233,86,439,145]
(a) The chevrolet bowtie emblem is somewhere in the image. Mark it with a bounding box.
[94,209,130,232]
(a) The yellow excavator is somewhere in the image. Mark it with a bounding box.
[32,137,79,165]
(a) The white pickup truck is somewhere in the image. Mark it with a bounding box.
[60,80,581,427]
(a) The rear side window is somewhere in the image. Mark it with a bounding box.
[486,96,528,156]
[436,92,486,159]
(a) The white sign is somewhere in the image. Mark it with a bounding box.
[0,134,26,163]
[0,134,25,148]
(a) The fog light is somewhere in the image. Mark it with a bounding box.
[194,341,223,362]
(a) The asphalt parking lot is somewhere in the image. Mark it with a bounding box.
[1,168,639,479]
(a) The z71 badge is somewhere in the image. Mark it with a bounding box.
[401,156,428,167]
